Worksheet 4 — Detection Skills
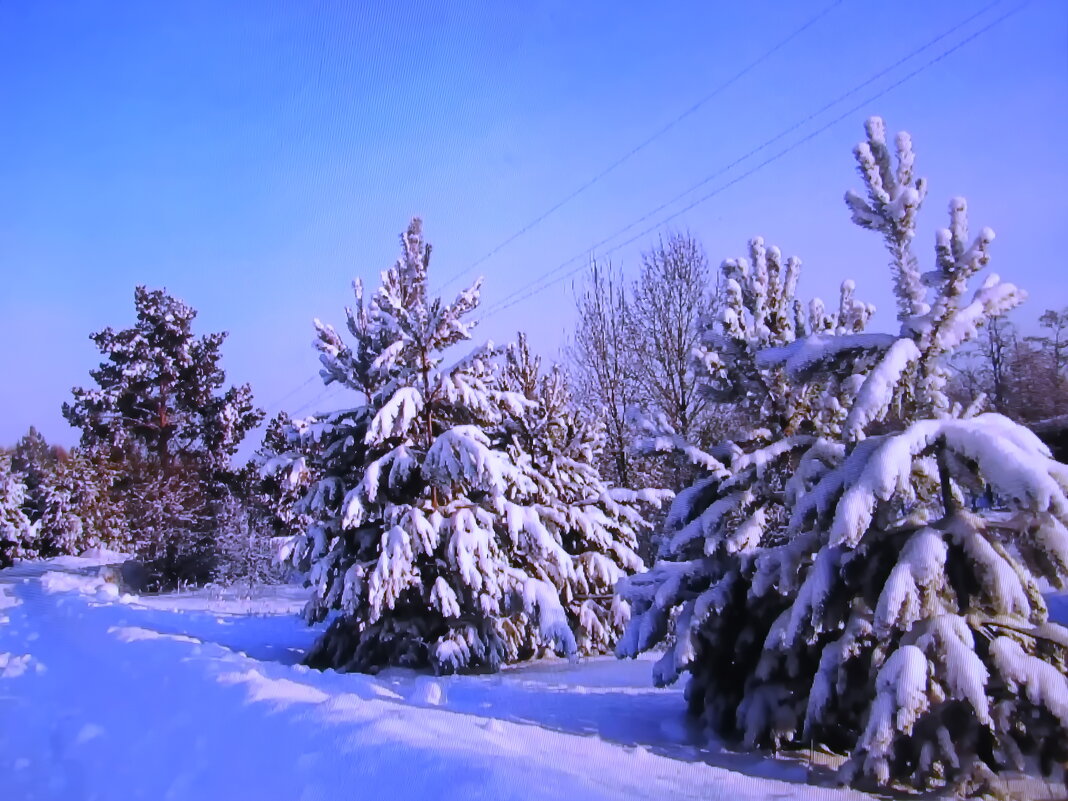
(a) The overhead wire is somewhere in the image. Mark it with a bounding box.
[478,0,1027,322]
[431,0,846,293]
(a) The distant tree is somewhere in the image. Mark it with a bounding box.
[63,286,262,472]
[10,426,59,525]
[1027,307,1068,418]
[630,232,720,486]
[63,286,263,585]
[121,456,215,589]
[212,492,283,593]
[35,451,127,557]
[950,308,1068,425]
[0,452,35,567]
[247,412,315,546]
[567,261,642,490]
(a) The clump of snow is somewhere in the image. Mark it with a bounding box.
[40,570,113,598]
[0,652,41,678]
[408,676,447,706]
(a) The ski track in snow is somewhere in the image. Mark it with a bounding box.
[8,556,1029,801]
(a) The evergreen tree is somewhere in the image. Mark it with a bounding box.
[286,219,664,674]
[63,286,263,585]
[35,452,127,557]
[249,412,315,546]
[35,457,85,557]
[497,333,669,654]
[63,286,261,471]
[213,492,282,592]
[619,117,1068,796]
[0,452,35,567]
[11,426,58,525]
[122,456,214,589]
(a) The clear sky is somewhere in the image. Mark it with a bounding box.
[2,0,1066,452]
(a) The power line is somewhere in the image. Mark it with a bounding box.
[479,0,1027,322]
[289,381,345,418]
[481,0,1006,314]
[261,375,319,417]
[432,0,846,294]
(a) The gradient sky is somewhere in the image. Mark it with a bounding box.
[2,0,1066,453]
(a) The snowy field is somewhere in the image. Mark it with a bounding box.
[1,555,1063,801]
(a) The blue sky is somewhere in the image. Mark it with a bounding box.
[2,0,1066,451]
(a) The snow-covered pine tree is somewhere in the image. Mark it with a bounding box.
[212,492,282,592]
[619,117,1068,796]
[250,412,315,547]
[34,457,86,557]
[64,286,262,473]
[0,452,35,567]
[64,286,264,584]
[122,457,214,590]
[285,219,663,674]
[496,333,669,654]
[11,426,57,527]
[35,451,128,557]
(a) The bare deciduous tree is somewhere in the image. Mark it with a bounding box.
[629,232,719,488]
[567,260,639,489]
[949,307,1068,423]
[567,232,721,493]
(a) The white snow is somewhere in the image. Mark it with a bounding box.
[0,652,39,678]
[0,555,877,801]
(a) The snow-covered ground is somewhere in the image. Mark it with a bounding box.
[1,556,1062,801]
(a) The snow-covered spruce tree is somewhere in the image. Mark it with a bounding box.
[619,117,1068,795]
[496,333,669,654]
[285,219,663,674]
[0,452,35,567]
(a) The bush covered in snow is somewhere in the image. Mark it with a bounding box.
[618,117,1068,795]
[282,219,667,674]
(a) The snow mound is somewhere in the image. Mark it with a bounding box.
[408,676,447,706]
[218,669,330,708]
[75,723,105,745]
[78,547,131,565]
[133,584,309,616]
[107,626,201,645]
[0,584,19,611]
[40,570,116,599]
[0,584,19,624]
